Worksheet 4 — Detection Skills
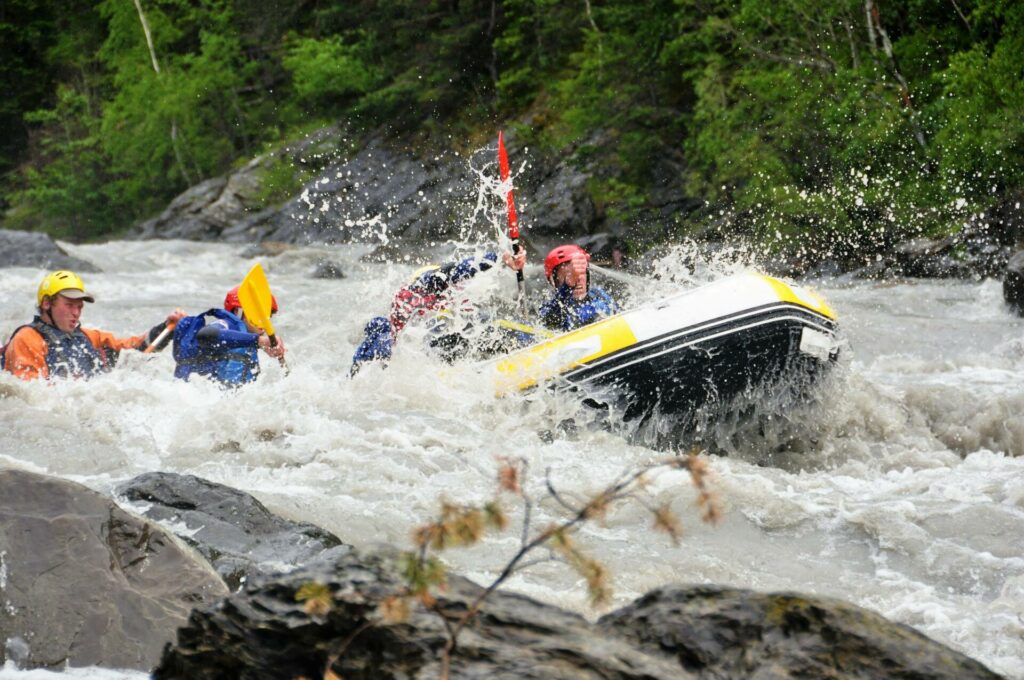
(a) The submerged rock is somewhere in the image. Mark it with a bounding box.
[0,228,99,271]
[597,585,1001,679]
[0,469,228,672]
[311,258,346,279]
[116,471,351,591]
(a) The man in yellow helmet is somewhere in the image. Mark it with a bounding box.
[1,270,186,381]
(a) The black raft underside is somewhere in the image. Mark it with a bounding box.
[560,303,839,424]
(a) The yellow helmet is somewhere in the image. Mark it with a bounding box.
[37,270,95,306]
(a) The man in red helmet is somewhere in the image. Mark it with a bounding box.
[171,286,287,386]
[538,244,619,332]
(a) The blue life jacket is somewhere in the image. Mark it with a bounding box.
[1,318,109,378]
[173,309,259,386]
[351,316,393,371]
[538,285,619,332]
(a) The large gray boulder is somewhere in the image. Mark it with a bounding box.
[154,548,999,679]
[127,126,701,250]
[0,469,229,672]
[219,135,484,246]
[597,585,1001,679]
[154,547,684,680]
[131,126,342,242]
[0,228,99,271]
[116,471,351,591]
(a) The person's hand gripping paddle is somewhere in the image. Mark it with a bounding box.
[238,263,289,374]
[498,131,526,314]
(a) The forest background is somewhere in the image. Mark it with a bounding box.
[1,0,1021,255]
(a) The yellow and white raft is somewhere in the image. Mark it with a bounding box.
[492,272,839,420]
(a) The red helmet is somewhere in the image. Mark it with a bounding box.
[543,244,590,284]
[224,286,278,315]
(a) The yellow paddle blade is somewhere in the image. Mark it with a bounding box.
[237,263,276,336]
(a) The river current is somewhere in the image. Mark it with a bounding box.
[1,237,1023,678]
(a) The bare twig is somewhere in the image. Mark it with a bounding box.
[324,453,720,678]
[545,465,579,513]
[949,0,971,31]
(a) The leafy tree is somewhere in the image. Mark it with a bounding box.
[282,33,380,112]
[3,0,1022,250]
[11,86,124,239]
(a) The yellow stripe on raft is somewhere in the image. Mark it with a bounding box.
[495,316,637,393]
[758,275,837,321]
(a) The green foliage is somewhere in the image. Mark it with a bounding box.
[928,3,1024,197]
[252,155,314,210]
[97,0,251,212]
[295,581,333,617]
[3,0,1023,249]
[283,34,379,109]
[10,86,126,239]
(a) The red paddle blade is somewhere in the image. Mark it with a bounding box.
[498,131,520,240]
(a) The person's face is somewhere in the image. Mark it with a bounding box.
[44,294,84,332]
[553,262,582,288]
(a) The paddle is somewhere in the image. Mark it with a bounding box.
[237,263,289,373]
[142,321,176,354]
[498,131,526,313]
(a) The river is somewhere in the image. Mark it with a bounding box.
[1,237,1022,678]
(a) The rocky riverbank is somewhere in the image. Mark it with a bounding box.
[2,126,1023,310]
[0,467,1003,678]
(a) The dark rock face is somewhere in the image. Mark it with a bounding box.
[0,469,228,672]
[221,137,492,246]
[131,131,486,246]
[130,127,339,242]
[116,471,351,591]
[575,232,630,268]
[529,160,597,238]
[154,548,684,680]
[597,585,1001,680]
[0,228,99,271]
[1004,249,1024,315]
[155,546,1000,679]
[128,127,701,252]
[311,258,346,279]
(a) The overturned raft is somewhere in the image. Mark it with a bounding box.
[493,272,840,424]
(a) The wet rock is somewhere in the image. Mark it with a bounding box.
[0,469,228,672]
[0,228,99,271]
[132,176,232,240]
[242,136,481,246]
[891,236,973,278]
[311,259,346,279]
[116,472,351,591]
[154,548,1002,679]
[132,127,343,243]
[154,547,684,680]
[530,161,597,238]
[597,585,1000,679]
[129,126,701,252]
[1003,249,1024,315]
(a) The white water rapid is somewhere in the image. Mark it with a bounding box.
[2,237,1023,678]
